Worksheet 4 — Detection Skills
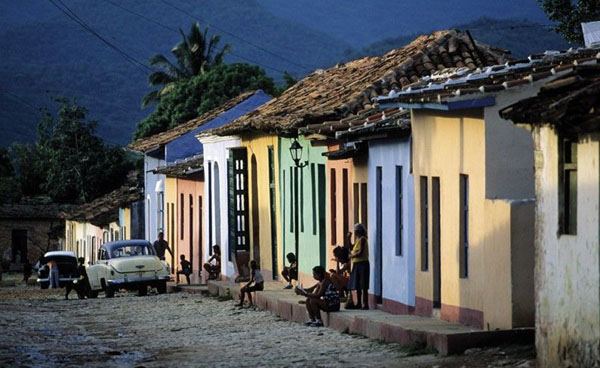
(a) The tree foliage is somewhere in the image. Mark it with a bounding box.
[134,63,277,139]
[9,98,133,204]
[142,23,231,107]
[539,0,600,44]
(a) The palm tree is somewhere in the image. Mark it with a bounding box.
[141,23,231,107]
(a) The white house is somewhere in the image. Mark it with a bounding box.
[196,134,242,279]
[500,62,600,367]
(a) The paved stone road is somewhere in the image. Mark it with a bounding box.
[0,283,534,367]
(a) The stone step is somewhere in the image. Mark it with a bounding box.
[206,280,533,355]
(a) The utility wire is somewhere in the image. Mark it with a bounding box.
[102,0,289,75]
[158,0,311,73]
[47,0,153,76]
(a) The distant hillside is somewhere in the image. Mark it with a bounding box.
[0,1,558,148]
[0,0,351,147]
[260,0,550,47]
[347,18,573,60]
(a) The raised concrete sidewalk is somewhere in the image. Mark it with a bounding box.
[189,280,532,355]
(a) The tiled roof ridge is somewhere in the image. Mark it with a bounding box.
[499,64,600,131]
[213,29,508,136]
[128,90,263,152]
[379,48,600,105]
[153,155,204,177]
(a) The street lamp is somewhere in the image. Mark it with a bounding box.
[289,138,308,168]
[289,137,307,279]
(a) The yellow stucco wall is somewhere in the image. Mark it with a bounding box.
[412,109,517,329]
[165,176,178,274]
[122,207,131,240]
[242,133,282,280]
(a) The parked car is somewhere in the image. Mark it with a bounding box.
[86,240,171,298]
[37,251,79,289]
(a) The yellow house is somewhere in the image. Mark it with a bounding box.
[378,48,600,329]
[240,133,282,280]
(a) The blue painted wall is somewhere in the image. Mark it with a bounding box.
[165,90,271,163]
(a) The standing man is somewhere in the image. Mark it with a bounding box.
[48,258,60,289]
[153,232,172,261]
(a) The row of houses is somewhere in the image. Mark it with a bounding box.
[50,29,598,366]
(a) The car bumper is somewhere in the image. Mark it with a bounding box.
[37,277,78,283]
[107,275,171,285]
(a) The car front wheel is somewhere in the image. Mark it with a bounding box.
[138,285,148,297]
[87,289,99,298]
[157,281,167,294]
[105,286,115,298]
[40,282,49,290]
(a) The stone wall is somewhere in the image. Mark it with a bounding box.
[0,219,63,267]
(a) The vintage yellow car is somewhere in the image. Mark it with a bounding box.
[87,240,171,297]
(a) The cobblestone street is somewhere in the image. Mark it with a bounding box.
[0,281,535,367]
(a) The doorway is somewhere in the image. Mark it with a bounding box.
[11,230,27,263]
[251,154,261,266]
[268,146,278,279]
[374,167,383,304]
[317,164,326,268]
[432,177,441,308]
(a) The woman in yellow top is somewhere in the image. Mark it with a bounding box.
[347,223,370,310]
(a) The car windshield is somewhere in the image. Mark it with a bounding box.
[111,245,155,258]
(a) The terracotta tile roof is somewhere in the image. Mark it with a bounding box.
[377,48,600,107]
[152,155,204,177]
[300,107,410,141]
[212,30,508,136]
[335,108,411,141]
[500,64,600,134]
[128,90,264,152]
[322,142,367,160]
[64,172,143,227]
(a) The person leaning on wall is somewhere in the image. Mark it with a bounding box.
[347,223,370,310]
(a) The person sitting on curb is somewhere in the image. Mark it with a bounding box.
[330,246,350,301]
[203,245,221,280]
[295,265,340,327]
[176,254,192,285]
[281,252,297,289]
[235,260,264,309]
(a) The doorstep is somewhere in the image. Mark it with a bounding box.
[194,280,533,355]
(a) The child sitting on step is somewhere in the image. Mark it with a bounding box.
[236,260,264,309]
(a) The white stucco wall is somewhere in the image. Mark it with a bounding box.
[368,137,415,308]
[484,83,539,200]
[144,154,165,244]
[533,127,600,367]
[199,135,241,278]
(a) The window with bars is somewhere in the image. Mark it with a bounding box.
[396,166,403,256]
[420,176,428,271]
[459,174,469,278]
[559,137,577,235]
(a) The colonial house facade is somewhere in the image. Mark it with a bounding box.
[377,47,600,329]
[500,62,600,367]
[129,90,271,280]
[216,30,506,285]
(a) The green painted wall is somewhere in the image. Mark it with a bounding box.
[279,136,327,278]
